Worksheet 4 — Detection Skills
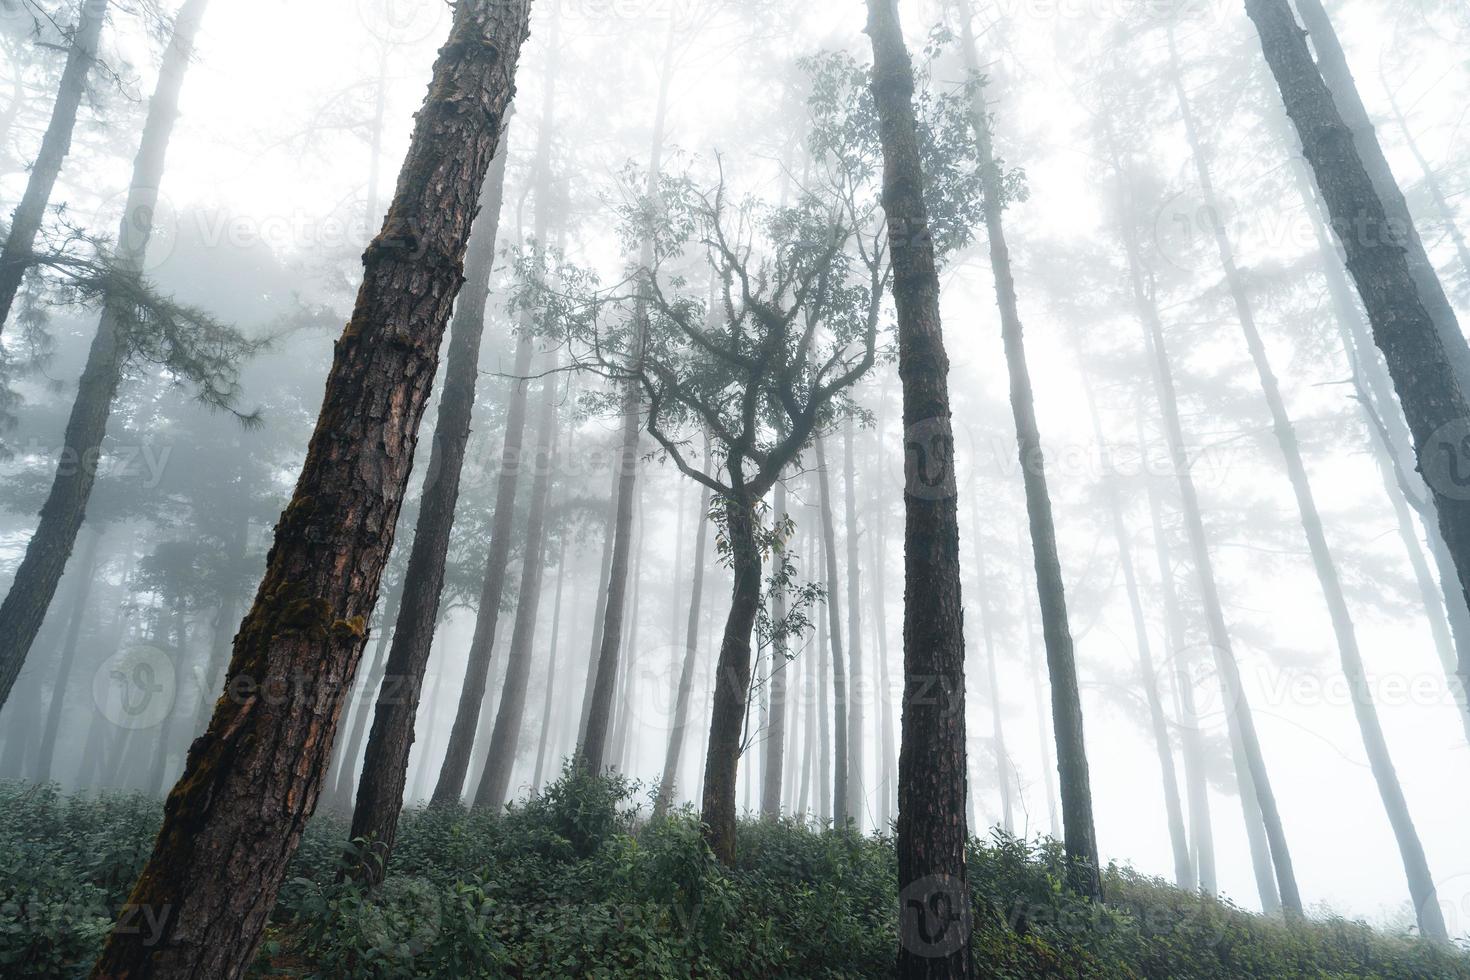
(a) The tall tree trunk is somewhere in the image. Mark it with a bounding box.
[579,27,675,770]
[89,3,530,975]
[815,522,831,822]
[866,1,974,973]
[36,524,102,784]
[797,620,815,819]
[611,490,645,772]
[870,409,898,829]
[432,92,557,807]
[960,19,1099,898]
[699,490,763,864]
[967,503,1013,837]
[476,366,560,810]
[0,0,109,333]
[0,0,208,713]
[815,435,850,827]
[532,510,570,793]
[1170,36,1443,936]
[761,477,789,820]
[346,132,516,879]
[576,469,618,744]
[1022,572,1060,841]
[1247,0,1470,633]
[842,413,866,826]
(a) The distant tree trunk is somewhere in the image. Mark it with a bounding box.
[959,23,1098,898]
[196,510,249,734]
[533,517,570,793]
[323,577,400,813]
[89,3,530,975]
[1285,0,1470,392]
[869,412,897,829]
[842,413,866,826]
[346,140,515,881]
[0,0,208,714]
[611,492,645,772]
[761,477,789,819]
[476,367,561,810]
[433,114,556,808]
[0,0,109,333]
[815,523,831,823]
[1170,35,1443,935]
[576,471,618,743]
[1247,0,1470,630]
[1021,581,1060,841]
[797,625,814,818]
[146,597,188,797]
[866,1,974,973]
[699,489,763,864]
[966,506,1013,837]
[36,525,102,784]
[814,436,850,827]
[1381,83,1470,288]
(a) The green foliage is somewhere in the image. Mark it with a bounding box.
[2,776,1468,978]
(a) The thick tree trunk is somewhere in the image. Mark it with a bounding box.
[345,140,514,880]
[35,524,101,784]
[866,1,974,973]
[432,123,555,808]
[0,0,109,333]
[842,413,866,826]
[761,476,789,819]
[89,3,530,976]
[475,366,560,810]
[960,24,1098,899]
[1171,38,1443,935]
[815,435,850,827]
[1247,0,1470,633]
[0,0,211,712]
[699,491,763,864]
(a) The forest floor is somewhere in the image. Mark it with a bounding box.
[3,772,1466,979]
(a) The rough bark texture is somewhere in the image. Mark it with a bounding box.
[36,526,101,784]
[961,20,1099,900]
[344,137,512,882]
[698,492,762,864]
[1170,37,1443,936]
[815,435,850,827]
[475,366,559,810]
[89,3,531,976]
[865,1,974,974]
[0,0,205,713]
[0,0,109,333]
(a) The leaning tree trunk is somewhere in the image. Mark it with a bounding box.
[960,23,1099,897]
[866,0,974,973]
[344,135,514,882]
[760,476,789,819]
[36,525,102,784]
[0,0,210,713]
[89,3,531,976]
[475,366,560,810]
[0,0,109,334]
[814,435,850,827]
[1170,36,1444,936]
[699,489,763,864]
[1247,0,1470,634]
[842,413,866,826]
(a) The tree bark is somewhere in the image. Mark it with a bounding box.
[475,365,560,810]
[89,2,530,975]
[814,435,850,827]
[699,491,763,864]
[866,1,974,973]
[0,0,109,333]
[0,0,208,713]
[1247,0,1470,638]
[1170,35,1443,936]
[35,524,101,784]
[345,134,514,881]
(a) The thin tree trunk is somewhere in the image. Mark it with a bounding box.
[761,477,789,819]
[960,19,1098,898]
[1170,36,1443,935]
[576,469,618,743]
[432,94,557,807]
[89,3,530,975]
[699,490,763,864]
[0,0,208,713]
[533,505,571,793]
[0,0,109,333]
[967,504,1013,837]
[815,522,831,823]
[323,576,400,813]
[1248,0,1470,634]
[345,121,516,880]
[797,623,814,818]
[842,413,866,827]
[145,597,188,797]
[611,490,645,772]
[815,436,850,827]
[867,1,974,972]
[870,410,897,829]
[476,367,561,810]
[36,525,102,784]
[1022,550,1060,841]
